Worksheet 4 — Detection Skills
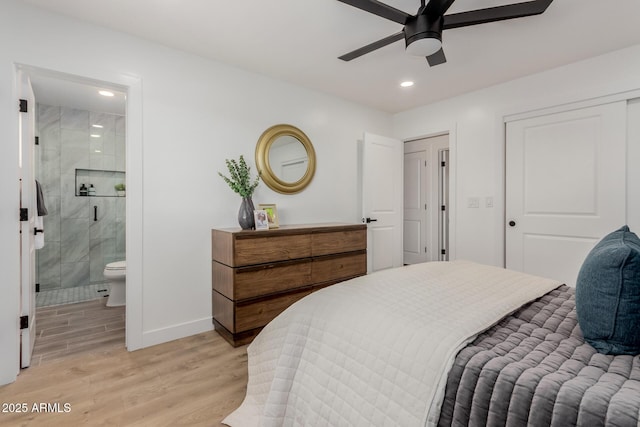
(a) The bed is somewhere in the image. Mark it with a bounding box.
[223,260,640,427]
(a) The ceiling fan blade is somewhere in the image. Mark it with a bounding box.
[424,0,457,17]
[443,0,553,30]
[336,0,412,25]
[426,48,447,66]
[339,31,405,61]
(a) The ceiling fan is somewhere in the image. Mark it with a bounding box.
[337,0,553,66]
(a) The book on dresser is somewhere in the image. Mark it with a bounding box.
[211,223,367,346]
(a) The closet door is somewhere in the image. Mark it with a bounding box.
[505,101,626,286]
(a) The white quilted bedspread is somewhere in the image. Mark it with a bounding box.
[223,261,561,427]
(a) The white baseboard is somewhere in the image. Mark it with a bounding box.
[140,316,214,349]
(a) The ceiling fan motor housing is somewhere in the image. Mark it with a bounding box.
[337,0,554,65]
[405,13,443,48]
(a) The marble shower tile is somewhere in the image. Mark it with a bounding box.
[90,198,116,239]
[89,135,104,157]
[89,239,105,282]
[102,137,115,156]
[42,199,61,242]
[115,134,126,171]
[43,193,61,217]
[89,153,104,170]
[61,129,90,172]
[61,262,90,288]
[61,107,89,130]
[38,104,60,129]
[102,155,116,171]
[115,198,126,220]
[89,237,117,282]
[60,178,90,219]
[100,238,118,265]
[103,236,117,255]
[37,242,61,290]
[61,219,90,262]
[37,104,61,153]
[115,115,126,135]
[115,224,126,260]
[90,112,116,133]
[39,126,61,153]
[40,149,61,197]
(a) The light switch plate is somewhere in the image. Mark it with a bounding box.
[485,197,494,208]
[468,197,480,208]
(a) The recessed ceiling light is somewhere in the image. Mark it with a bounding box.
[98,90,114,97]
[90,134,101,138]
[92,124,104,128]
[400,81,414,88]
[94,150,102,153]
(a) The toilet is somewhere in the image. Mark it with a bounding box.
[103,261,126,307]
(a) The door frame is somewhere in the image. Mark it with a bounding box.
[500,88,640,267]
[399,128,457,262]
[4,63,144,383]
[18,70,37,368]
[403,134,450,264]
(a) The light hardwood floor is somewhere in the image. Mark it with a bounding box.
[0,330,248,426]
[32,299,126,366]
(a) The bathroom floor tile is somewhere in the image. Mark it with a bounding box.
[36,283,107,307]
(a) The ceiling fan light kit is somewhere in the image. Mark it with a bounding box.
[404,14,443,57]
[337,0,554,67]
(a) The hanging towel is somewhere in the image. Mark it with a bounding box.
[35,180,47,249]
[36,180,48,216]
[35,215,44,249]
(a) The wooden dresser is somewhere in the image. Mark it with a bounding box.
[211,223,367,346]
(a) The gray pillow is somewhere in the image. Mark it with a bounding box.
[575,225,640,355]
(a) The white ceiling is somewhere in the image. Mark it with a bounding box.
[30,74,126,115]
[21,0,640,113]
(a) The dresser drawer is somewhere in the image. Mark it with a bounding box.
[312,251,367,284]
[234,234,311,266]
[213,259,312,300]
[213,288,312,333]
[312,228,367,256]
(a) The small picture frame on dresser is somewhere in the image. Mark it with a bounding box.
[254,210,269,230]
[258,203,279,228]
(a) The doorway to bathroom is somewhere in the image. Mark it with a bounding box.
[27,70,127,366]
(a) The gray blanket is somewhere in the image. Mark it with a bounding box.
[438,285,640,427]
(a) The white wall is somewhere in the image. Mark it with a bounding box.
[0,0,392,385]
[393,44,640,267]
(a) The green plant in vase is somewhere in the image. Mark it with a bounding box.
[218,155,260,229]
[114,183,126,196]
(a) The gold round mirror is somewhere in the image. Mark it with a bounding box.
[255,124,316,194]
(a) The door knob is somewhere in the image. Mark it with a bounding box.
[363,217,378,224]
[508,220,516,227]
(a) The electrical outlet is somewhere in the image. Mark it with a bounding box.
[467,197,480,208]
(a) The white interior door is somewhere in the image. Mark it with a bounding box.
[403,149,427,264]
[403,135,449,264]
[506,101,627,286]
[18,70,37,368]
[362,132,403,273]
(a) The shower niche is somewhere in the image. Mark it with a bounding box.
[75,168,125,197]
